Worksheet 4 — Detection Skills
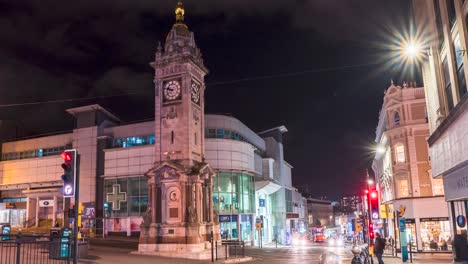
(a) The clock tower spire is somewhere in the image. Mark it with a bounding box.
[152,0,208,166]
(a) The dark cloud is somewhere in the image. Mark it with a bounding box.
[0,0,411,198]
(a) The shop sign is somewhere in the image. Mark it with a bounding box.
[219,215,238,223]
[219,215,231,222]
[286,213,299,219]
[387,204,394,219]
[379,205,388,219]
[405,218,415,224]
[398,205,406,217]
[420,217,449,222]
[259,199,265,207]
[456,215,466,228]
[39,200,54,207]
[443,165,468,201]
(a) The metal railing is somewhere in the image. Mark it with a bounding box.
[0,234,71,264]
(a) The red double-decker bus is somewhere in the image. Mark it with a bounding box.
[311,226,326,242]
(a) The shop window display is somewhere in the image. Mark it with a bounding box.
[420,218,451,251]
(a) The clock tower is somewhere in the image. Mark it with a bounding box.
[139,1,218,259]
[153,0,207,165]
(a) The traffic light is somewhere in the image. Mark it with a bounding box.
[61,150,77,198]
[369,222,375,239]
[368,189,379,220]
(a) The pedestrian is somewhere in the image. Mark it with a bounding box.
[453,231,468,264]
[374,232,386,264]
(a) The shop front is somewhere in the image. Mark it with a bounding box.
[419,217,451,251]
[442,164,468,240]
[213,172,255,243]
[218,214,253,241]
[0,199,27,227]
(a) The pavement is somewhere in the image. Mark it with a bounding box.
[81,238,454,264]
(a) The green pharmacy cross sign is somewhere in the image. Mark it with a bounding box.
[106,184,127,211]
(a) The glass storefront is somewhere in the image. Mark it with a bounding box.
[420,217,451,252]
[104,176,148,218]
[212,172,255,215]
[219,214,253,241]
[214,172,255,241]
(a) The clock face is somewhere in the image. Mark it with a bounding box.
[191,81,200,104]
[164,80,181,101]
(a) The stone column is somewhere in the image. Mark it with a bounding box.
[150,183,156,223]
[52,196,57,226]
[208,180,213,223]
[35,198,40,227]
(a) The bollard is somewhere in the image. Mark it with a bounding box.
[225,243,228,260]
[215,241,218,261]
[351,244,362,264]
[211,231,214,263]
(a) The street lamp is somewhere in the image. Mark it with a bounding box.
[367,179,374,186]
[403,41,421,59]
[375,145,386,155]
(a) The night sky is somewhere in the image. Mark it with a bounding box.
[0,0,415,199]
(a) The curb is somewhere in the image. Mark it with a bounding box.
[223,256,254,263]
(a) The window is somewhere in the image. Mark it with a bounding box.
[194,132,197,145]
[398,180,409,198]
[285,189,293,213]
[442,58,455,110]
[446,0,457,29]
[434,0,445,49]
[111,135,155,148]
[454,34,468,98]
[171,131,174,144]
[104,176,148,218]
[394,112,401,126]
[395,144,406,163]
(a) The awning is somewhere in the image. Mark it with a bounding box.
[255,180,281,195]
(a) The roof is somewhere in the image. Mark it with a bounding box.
[66,104,122,123]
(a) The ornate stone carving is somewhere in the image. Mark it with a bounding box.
[156,166,178,179]
[167,106,177,119]
[142,207,152,226]
[188,205,197,223]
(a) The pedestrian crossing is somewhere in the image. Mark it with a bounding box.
[244,245,354,263]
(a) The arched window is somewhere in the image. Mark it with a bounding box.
[394,112,400,126]
[395,143,405,163]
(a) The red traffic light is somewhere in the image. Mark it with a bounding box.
[61,151,72,161]
[370,191,378,199]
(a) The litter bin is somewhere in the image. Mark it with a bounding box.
[49,228,71,259]
[1,224,10,241]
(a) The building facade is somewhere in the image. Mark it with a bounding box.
[306,198,334,228]
[372,83,450,252]
[412,0,468,245]
[0,3,303,247]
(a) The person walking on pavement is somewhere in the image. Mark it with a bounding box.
[374,232,386,264]
[454,230,468,264]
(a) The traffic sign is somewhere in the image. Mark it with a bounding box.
[256,223,262,230]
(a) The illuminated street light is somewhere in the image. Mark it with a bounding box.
[403,41,421,59]
[367,179,374,185]
[376,145,386,154]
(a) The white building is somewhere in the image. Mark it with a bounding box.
[412,0,468,246]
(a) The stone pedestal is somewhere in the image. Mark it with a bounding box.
[137,223,220,259]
